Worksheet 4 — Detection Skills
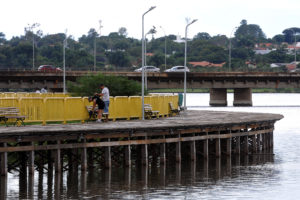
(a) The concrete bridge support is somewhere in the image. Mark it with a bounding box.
[233,88,253,106]
[209,88,227,106]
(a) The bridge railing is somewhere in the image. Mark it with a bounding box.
[0,95,179,125]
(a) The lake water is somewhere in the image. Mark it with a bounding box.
[2,93,300,199]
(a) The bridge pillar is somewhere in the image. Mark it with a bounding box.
[233,88,252,106]
[209,88,227,106]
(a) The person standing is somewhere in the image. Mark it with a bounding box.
[99,84,110,122]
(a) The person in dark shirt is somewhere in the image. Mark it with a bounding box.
[88,95,105,123]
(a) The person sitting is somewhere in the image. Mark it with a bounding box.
[88,95,105,123]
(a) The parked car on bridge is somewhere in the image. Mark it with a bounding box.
[38,65,62,72]
[164,66,190,72]
[134,66,160,72]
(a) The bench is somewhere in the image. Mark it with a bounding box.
[0,107,26,126]
[169,102,180,116]
[144,104,159,119]
[86,105,109,122]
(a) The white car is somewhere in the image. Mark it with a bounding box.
[134,66,160,72]
[164,66,190,72]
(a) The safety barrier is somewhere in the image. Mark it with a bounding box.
[0,94,179,125]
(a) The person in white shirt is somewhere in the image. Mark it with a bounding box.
[41,86,48,93]
[99,84,110,122]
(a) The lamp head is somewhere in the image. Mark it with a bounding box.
[149,6,156,11]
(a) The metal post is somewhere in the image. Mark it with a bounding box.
[94,34,96,71]
[63,33,66,94]
[160,26,167,70]
[141,6,156,120]
[144,35,148,90]
[229,27,237,72]
[184,19,197,111]
[32,34,35,71]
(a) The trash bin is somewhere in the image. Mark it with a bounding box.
[178,93,183,107]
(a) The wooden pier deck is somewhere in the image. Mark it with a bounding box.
[0,110,283,176]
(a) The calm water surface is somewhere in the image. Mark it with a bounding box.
[2,93,300,200]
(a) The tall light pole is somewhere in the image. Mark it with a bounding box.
[289,29,297,63]
[144,26,156,90]
[63,30,67,94]
[94,20,103,71]
[229,27,237,72]
[184,19,197,111]
[28,23,40,71]
[142,6,156,120]
[160,26,167,70]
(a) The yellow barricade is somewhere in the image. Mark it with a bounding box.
[0,94,178,125]
[128,96,142,119]
[113,96,130,120]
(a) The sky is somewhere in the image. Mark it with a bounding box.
[1,0,300,40]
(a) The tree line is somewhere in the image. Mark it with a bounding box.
[0,20,299,72]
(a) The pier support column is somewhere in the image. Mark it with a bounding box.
[262,133,266,150]
[0,143,7,176]
[141,137,148,165]
[190,139,196,162]
[270,132,274,149]
[81,139,87,171]
[233,88,252,106]
[215,131,221,157]
[55,141,61,173]
[176,134,181,163]
[203,133,209,159]
[160,139,166,165]
[209,88,227,106]
[105,139,111,168]
[235,135,241,155]
[251,134,257,153]
[125,145,131,167]
[28,142,35,175]
[243,135,249,154]
[226,137,231,157]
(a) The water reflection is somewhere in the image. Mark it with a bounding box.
[1,154,276,199]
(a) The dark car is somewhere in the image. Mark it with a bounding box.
[38,65,62,72]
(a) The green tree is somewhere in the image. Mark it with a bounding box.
[235,19,266,48]
[68,73,141,96]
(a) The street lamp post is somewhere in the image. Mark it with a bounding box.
[184,19,197,111]
[63,30,67,94]
[144,26,156,90]
[28,23,40,71]
[144,33,149,90]
[160,26,167,70]
[229,27,237,72]
[142,6,156,120]
[94,20,103,71]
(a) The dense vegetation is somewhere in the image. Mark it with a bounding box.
[0,20,299,72]
[67,73,141,97]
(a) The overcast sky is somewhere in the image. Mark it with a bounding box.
[1,0,299,40]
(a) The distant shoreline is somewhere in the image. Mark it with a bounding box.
[149,88,300,93]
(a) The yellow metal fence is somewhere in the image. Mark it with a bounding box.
[0,94,178,125]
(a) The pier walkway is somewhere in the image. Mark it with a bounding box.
[0,110,283,176]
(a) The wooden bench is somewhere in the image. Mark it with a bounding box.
[86,105,109,122]
[0,107,26,126]
[144,104,159,119]
[169,102,180,116]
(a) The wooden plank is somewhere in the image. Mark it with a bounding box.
[0,128,274,152]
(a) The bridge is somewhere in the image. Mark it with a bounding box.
[1,71,300,106]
